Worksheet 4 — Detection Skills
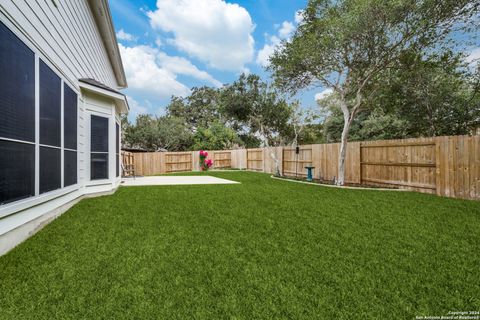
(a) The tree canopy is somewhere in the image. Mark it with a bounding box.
[269,0,479,184]
[123,73,322,151]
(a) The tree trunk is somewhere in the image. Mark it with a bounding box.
[337,99,354,186]
[337,117,351,185]
[270,149,281,176]
[260,124,281,176]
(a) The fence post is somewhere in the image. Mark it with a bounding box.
[359,142,362,185]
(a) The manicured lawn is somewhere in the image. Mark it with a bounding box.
[0,172,479,319]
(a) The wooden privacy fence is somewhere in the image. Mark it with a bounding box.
[214,151,231,169]
[166,152,192,173]
[282,146,312,177]
[124,135,479,200]
[360,138,436,192]
[247,149,264,171]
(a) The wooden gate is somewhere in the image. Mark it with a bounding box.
[214,151,231,169]
[165,152,192,173]
[121,151,135,177]
[247,149,264,171]
[282,147,313,177]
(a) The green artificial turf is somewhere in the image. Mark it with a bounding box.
[0,172,479,319]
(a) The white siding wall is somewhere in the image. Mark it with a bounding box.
[0,0,118,90]
[0,1,124,254]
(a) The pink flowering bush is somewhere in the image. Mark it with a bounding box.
[199,150,213,171]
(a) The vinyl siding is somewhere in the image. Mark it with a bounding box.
[0,0,118,91]
[0,0,122,252]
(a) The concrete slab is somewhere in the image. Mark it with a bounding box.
[121,176,239,186]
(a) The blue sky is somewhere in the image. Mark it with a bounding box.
[109,0,322,121]
[110,1,480,121]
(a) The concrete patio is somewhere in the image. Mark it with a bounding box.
[121,175,240,186]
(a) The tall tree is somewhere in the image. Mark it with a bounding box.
[123,115,194,151]
[320,52,480,141]
[193,120,242,151]
[270,0,479,185]
[220,74,293,146]
[167,86,222,131]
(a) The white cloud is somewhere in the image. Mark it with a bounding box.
[119,44,222,100]
[466,47,480,64]
[116,29,137,41]
[256,15,298,67]
[315,88,334,101]
[147,0,255,71]
[119,44,190,98]
[256,42,277,67]
[156,53,223,87]
[126,95,148,118]
[278,21,295,39]
[294,10,304,24]
[155,37,162,47]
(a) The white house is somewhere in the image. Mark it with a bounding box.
[0,0,129,254]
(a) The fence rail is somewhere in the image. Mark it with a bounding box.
[124,135,479,200]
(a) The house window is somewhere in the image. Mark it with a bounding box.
[64,84,78,187]
[39,147,61,194]
[91,115,109,180]
[116,122,120,177]
[0,21,35,204]
[39,60,61,194]
[0,141,35,205]
[0,20,79,206]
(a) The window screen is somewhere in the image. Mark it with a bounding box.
[0,140,35,205]
[40,60,61,147]
[0,21,35,142]
[91,153,109,180]
[91,115,109,180]
[64,84,77,150]
[91,115,109,152]
[64,150,77,187]
[116,154,120,177]
[40,147,61,194]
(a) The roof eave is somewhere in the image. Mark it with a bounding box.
[79,81,129,114]
[87,0,127,89]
